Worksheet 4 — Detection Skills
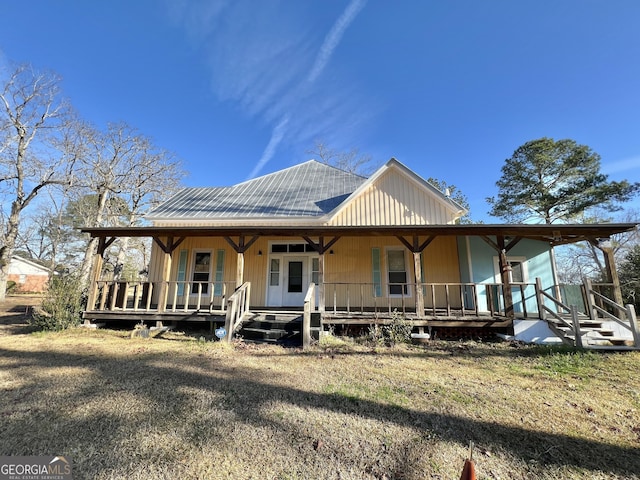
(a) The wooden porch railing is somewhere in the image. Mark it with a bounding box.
[535,278,584,347]
[88,280,236,313]
[584,278,640,348]
[224,282,251,343]
[322,282,538,318]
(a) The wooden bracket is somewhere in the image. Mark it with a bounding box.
[396,235,435,253]
[224,235,259,253]
[302,235,340,254]
[153,236,186,254]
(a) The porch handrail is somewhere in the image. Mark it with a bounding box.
[535,278,583,345]
[303,282,315,349]
[224,282,251,343]
[584,278,640,348]
[87,279,235,314]
[321,281,527,318]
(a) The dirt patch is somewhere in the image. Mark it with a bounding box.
[0,294,42,335]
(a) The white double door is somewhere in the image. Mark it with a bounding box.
[267,255,318,307]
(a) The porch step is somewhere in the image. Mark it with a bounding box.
[548,317,633,348]
[237,312,304,346]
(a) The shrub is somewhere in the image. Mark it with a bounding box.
[5,281,17,294]
[30,273,87,331]
[368,309,413,347]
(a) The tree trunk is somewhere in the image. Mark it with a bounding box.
[0,202,24,301]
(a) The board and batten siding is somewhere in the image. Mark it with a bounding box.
[150,235,461,308]
[328,169,458,226]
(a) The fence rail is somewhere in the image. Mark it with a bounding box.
[88,280,236,314]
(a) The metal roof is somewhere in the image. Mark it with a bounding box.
[146,160,367,220]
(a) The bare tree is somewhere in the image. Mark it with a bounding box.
[307,140,378,176]
[0,64,78,300]
[555,208,640,283]
[74,122,184,282]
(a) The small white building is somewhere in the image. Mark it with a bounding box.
[7,256,50,293]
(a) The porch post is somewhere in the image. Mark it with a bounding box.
[236,251,245,288]
[157,247,173,313]
[86,237,107,311]
[602,242,624,306]
[413,251,424,317]
[224,235,258,289]
[318,252,325,314]
[497,238,514,318]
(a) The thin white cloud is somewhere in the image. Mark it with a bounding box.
[247,115,289,180]
[307,0,367,84]
[169,1,370,179]
[602,156,640,175]
[250,0,367,178]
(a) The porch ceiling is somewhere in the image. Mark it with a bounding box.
[81,223,637,246]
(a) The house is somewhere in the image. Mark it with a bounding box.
[81,159,639,348]
[7,255,50,293]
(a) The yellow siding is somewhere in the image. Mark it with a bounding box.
[328,169,457,226]
[149,235,460,308]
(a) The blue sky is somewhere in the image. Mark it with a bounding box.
[1,1,639,221]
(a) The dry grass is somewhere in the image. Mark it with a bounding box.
[1,296,639,479]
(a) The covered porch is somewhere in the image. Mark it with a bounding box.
[81,223,638,346]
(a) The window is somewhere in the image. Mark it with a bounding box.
[387,249,408,296]
[270,259,280,286]
[213,250,225,296]
[510,261,524,283]
[176,250,188,296]
[311,258,320,285]
[493,256,528,283]
[191,252,211,294]
[372,248,382,297]
[288,261,303,293]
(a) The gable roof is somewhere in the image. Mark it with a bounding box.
[325,158,467,225]
[146,160,367,222]
[8,255,50,275]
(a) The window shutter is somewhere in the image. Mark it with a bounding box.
[176,250,188,297]
[372,248,381,297]
[214,250,225,296]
